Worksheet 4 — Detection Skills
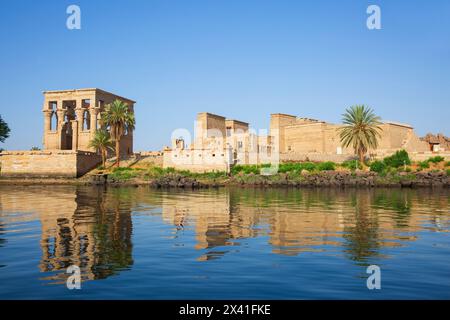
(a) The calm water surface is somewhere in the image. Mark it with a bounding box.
[0,185,449,299]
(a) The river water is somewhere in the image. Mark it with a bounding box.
[0,185,449,299]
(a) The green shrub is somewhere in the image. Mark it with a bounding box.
[196,171,227,179]
[445,161,450,167]
[341,160,363,170]
[418,161,430,169]
[370,160,386,173]
[383,150,411,168]
[405,167,412,173]
[317,161,336,171]
[427,156,444,164]
[446,169,450,176]
[278,162,316,173]
[231,164,260,175]
[110,167,140,181]
[300,162,317,172]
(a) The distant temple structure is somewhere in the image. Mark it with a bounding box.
[164,112,447,172]
[0,88,135,177]
[43,88,135,155]
[269,114,430,161]
[163,112,275,172]
[421,133,450,152]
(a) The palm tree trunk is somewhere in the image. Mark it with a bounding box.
[359,149,365,166]
[116,138,120,167]
[101,148,106,168]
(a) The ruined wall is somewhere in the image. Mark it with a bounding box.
[0,151,101,178]
[163,149,229,172]
[137,152,164,167]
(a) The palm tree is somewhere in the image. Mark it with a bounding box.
[89,129,113,168]
[100,100,135,167]
[338,105,382,164]
[0,114,10,143]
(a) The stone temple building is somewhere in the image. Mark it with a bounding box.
[43,88,135,155]
[163,112,276,172]
[164,112,446,172]
[0,88,135,177]
[270,113,430,162]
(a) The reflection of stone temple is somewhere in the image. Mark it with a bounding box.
[159,189,427,260]
[42,88,135,155]
[0,186,133,283]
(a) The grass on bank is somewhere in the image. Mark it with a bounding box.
[99,149,449,182]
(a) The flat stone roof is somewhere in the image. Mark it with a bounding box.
[225,119,249,126]
[197,112,226,120]
[383,120,413,129]
[43,88,136,103]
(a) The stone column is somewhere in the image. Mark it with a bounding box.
[71,120,78,151]
[75,107,84,133]
[43,110,52,131]
[56,109,66,150]
[43,110,52,149]
[90,107,100,134]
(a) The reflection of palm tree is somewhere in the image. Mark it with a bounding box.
[343,191,381,264]
[373,189,411,228]
[91,188,133,279]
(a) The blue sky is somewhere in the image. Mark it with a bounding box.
[0,0,449,151]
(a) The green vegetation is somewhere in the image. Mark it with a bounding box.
[278,162,317,173]
[231,162,337,174]
[427,156,445,164]
[317,161,336,171]
[109,167,142,181]
[98,147,448,186]
[383,149,411,168]
[418,161,430,169]
[341,160,363,170]
[0,114,10,143]
[231,164,262,175]
[338,105,382,164]
[369,160,386,173]
[446,161,450,167]
[145,166,227,181]
[101,99,136,167]
[89,129,113,168]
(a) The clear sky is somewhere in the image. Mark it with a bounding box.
[0,0,449,151]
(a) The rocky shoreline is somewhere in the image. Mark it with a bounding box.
[0,171,449,188]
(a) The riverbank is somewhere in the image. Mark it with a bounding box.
[2,152,450,188]
[1,170,449,188]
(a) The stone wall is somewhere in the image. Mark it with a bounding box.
[163,149,228,172]
[280,152,354,163]
[136,151,164,167]
[0,150,101,178]
[409,152,450,162]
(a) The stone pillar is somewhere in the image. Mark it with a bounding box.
[43,110,52,149]
[71,120,78,151]
[90,107,100,134]
[75,107,84,133]
[56,109,66,150]
[43,110,52,131]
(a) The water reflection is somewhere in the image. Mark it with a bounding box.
[0,186,133,284]
[0,186,449,286]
